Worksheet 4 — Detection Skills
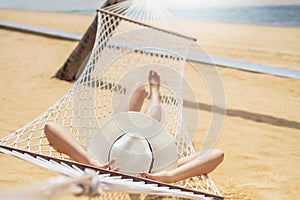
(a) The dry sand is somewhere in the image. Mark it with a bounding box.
[0,9,299,200]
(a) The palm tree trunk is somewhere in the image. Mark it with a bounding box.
[54,0,123,81]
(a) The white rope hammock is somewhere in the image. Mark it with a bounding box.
[101,0,189,37]
[0,145,221,200]
[0,1,222,199]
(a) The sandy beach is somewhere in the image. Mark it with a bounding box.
[0,9,299,200]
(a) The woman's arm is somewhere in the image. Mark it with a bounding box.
[44,122,116,169]
[177,152,201,167]
[139,149,224,183]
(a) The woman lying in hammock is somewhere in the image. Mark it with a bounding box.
[44,70,224,183]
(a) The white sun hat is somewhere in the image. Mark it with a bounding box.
[88,111,178,175]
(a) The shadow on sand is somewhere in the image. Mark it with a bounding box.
[183,100,300,130]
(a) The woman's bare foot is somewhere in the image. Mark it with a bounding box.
[148,70,160,98]
[146,71,162,122]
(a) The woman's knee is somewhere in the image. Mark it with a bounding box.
[44,122,62,137]
[134,85,146,96]
[44,122,54,135]
[212,149,224,164]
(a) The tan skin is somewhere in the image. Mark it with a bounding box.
[44,71,224,183]
[139,149,224,183]
[44,122,118,170]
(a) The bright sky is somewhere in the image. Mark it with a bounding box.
[163,0,300,9]
[0,0,300,11]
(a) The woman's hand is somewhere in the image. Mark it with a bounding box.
[89,158,120,172]
[138,171,173,183]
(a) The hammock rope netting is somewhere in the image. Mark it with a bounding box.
[0,1,222,199]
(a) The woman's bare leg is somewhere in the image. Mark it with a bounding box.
[44,122,116,169]
[115,83,147,114]
[146,71,162,122]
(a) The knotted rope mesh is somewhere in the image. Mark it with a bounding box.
[0,8,221,198]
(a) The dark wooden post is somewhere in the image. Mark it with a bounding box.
[54,0,125,81]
